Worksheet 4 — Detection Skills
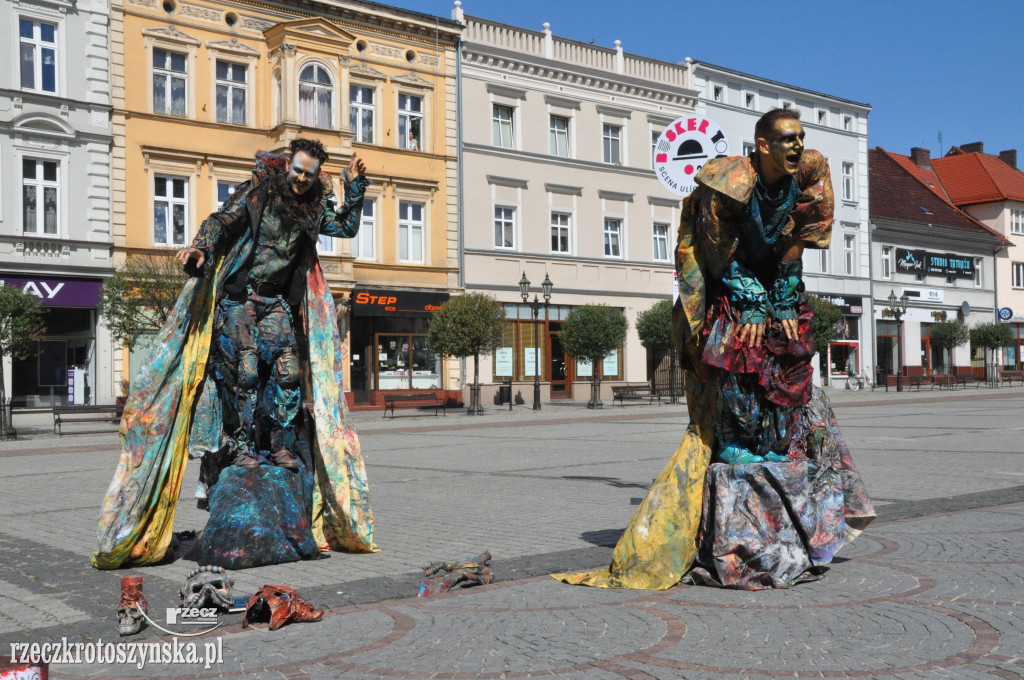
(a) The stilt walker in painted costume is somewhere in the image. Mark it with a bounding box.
[94,139,377,570]
[556,109,875,590]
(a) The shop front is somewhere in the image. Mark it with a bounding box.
[348,287,450,406]
[0,274,103,407]
[814,294,864,385]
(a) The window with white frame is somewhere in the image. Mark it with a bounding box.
[745,92,756,109]
[492,105,514,148]
[1013,262,1024,289]
[350,198,375,260]
[22,158,59,235]
[298,63,333,129]
[153,48,187,117]
[398,200,424,262]
[154,175,188,247]
[843,115,852,131]
[350,85,374,144]
[818,246,830,273]
[653,223,670,262]
[844,233,856,275]
[316,233,335,254]
[603,124,621,164]
[604,218,622,257]
[398,94,422,150]
[881,245,893,280]
[215,60,247,125]
[19,18,57,93]
[494,206,515,249]
[817,109,827,126]
[551,212,570,254]
[216,180,238,209]
[712,85,723,102]
[974,257,983,287]
[1011,209,1024,235]
[550,115,569,157]
[842,162,855,201]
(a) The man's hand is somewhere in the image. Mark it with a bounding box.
[175,246,204,269]
[736,322,765,348]
[342,154,366,183]
[781,317,799,342]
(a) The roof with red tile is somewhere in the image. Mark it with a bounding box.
[870,148,1010,245]
[930,151,1024,205]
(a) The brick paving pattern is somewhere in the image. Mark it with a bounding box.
[0,388,1021,678]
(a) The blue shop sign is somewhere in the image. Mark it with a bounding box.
[998,307,1013,322]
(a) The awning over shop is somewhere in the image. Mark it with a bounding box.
[351,288,449,318]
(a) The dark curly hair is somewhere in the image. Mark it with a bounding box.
[754,108,801,143]
[290,138,329,167]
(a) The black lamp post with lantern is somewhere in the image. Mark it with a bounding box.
[886,289,909,392]
[519,272,552,410]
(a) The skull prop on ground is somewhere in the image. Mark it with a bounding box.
[117,575,149,637]
[179,565,234,611]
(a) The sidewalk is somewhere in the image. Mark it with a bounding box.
[1,387,1022,678]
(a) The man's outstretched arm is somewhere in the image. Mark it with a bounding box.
[320,156,368,239]
[176,181,250,271]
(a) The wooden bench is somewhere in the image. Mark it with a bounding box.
[950,374,982,389]
[907,375,935,391]
[383,393,446,418]
[53,404,125,435]
[999,369,1024,386]
[611,383,661,406]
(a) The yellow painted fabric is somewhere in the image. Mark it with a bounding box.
[553,378,717,589]
[93,269,218,569]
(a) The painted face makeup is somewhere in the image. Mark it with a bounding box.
[767,119,805,178]
[287,151,320,196]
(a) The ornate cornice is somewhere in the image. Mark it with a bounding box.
[463,47,697,108]
[205,37,261,56]
[391,73,433,89]
[141,25,201,45]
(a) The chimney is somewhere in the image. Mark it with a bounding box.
[999,149,1018,169]
[961,142,984,154]
[910,147,931,168]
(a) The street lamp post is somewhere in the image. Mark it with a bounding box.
[886,289,910,392]
[519,273,552,411]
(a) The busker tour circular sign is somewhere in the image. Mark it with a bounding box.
[653,116,730,197]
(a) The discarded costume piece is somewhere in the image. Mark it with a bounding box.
[419,551,493,597]
[117,575,148,637]
[179,565,234,611]
[554,140,874,591]
[94,151,377,570]
[242,585,323,631]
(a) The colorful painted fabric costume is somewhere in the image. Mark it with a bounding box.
[555,151,874,590]
[94,152,377,570]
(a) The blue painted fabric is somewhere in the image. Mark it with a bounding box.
[193,466,319,570]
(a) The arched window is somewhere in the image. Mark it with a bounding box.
[298,63,332,128]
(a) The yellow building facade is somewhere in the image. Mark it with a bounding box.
[111,0,462,404]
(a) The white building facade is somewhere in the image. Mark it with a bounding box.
[0,0,115,407]
[456,8,698,402]
[691,61,872,387]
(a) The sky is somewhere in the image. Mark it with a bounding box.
[384,0,1024,160]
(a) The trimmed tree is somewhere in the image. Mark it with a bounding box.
[559,304,628,408]
[807,295,842,387]
[929,319,970,373]
[100,254,187,350]
[971,321,1014,382]
[0,285,46,437]
[426,293,505,414]
[635,299,679,399]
